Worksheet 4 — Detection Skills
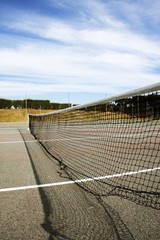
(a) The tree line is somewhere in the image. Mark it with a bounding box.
[114,94,160,118]
[86,94,160,119]
[1,94,159,119]
[0,98,72,110]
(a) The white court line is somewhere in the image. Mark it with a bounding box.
[0,137,101,144]
[0,167,159,193]
[0,132,20,135]
[0,130,28,134]
[0,137,108,144]
[0,130,158,144]
[0,127,27,130]
[0,139,38,144]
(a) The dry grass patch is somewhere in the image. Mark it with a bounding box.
[0,109,54,122]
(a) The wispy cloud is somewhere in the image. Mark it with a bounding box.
[0,0,159,103]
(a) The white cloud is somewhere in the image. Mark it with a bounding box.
[0,0,160,103]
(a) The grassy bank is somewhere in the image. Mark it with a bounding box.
[0,109,54,122]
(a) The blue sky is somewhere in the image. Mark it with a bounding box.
[0,0,160,104]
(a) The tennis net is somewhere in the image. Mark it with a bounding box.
[29,83,160,209]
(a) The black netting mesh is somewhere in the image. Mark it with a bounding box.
[29,86,160,209]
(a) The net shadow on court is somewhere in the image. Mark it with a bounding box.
[20,129,136,240]
[29,83,160,211]
[17,83,160,239]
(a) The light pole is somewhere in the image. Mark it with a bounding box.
[25,90,27,119]
[68,92,70,107]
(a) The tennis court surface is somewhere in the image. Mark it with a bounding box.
[0,123,159,240]
[0,83,160,239]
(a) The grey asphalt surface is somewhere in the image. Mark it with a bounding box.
[0,123,49,240]
[0,123,159,240]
